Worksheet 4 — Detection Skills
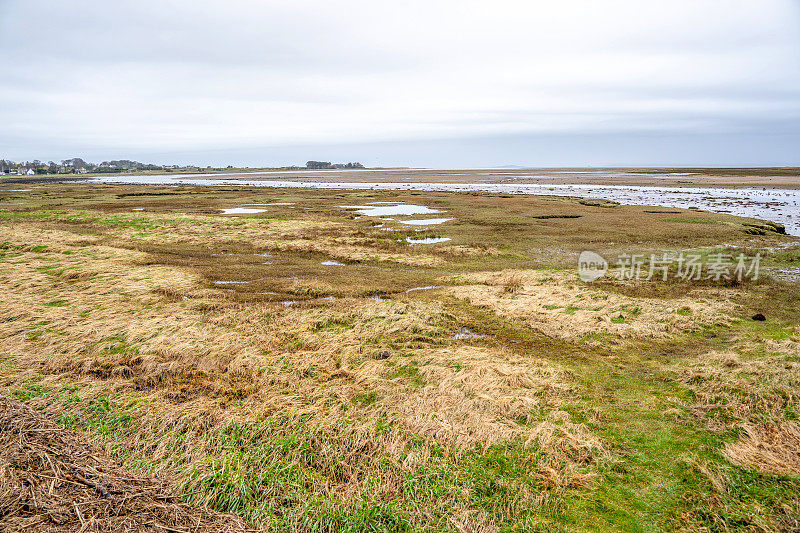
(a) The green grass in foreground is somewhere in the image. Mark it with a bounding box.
[11,314,799,532]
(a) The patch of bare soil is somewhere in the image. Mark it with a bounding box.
[0,395,254,532]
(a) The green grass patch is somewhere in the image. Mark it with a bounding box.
[352,390,379,406]
[385,362,426,388]
[12,383,50,402]
[662,217,718,225]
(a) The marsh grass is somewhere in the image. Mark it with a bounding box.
[1,184,800,531]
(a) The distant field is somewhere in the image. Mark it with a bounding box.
[1,184,799,531]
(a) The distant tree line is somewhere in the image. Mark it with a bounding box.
[0,158,367,175]
[306,161,364,169]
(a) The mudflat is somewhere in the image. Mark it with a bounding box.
[156,167,800,188]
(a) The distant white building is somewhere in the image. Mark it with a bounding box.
[26,168,35,175]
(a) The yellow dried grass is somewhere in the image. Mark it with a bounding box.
[724,422,800,477]
[0,227,599,458]
[450,269,736,341]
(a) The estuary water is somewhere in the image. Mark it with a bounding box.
[84,174,800,236]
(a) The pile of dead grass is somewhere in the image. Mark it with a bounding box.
[0,395,253,532]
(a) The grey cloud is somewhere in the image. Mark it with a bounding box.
[0,0,798,166]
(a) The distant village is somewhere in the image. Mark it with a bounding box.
[0,158,166,175]
[0,158,365,176]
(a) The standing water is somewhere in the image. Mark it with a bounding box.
[82,174,800,236]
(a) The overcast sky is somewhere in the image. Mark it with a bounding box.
[1,0,799,167]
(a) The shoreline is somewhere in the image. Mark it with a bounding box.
[2,167,799,189]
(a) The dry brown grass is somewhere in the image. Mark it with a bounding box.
[676,350,800,432]
[724,422,800,477]
[672,348,800,479]
[448,510,498,533]
[450,269,737,341]
[0,222,607,505]
[500,271,524,294]
[438,244,501,257]
[0,226,584,448]
[13,209,443,267]
[264,237,443,266]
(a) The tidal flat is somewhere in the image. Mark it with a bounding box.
[1,183,799,532]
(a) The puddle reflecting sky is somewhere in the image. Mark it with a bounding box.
[398,218,453,226]
[339,204,442,217]
[219,207,267,215]
[453,327,484,340]
[405,285,443,292]
[406,236,451,244]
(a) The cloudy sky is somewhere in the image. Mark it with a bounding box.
[1,0,799,167]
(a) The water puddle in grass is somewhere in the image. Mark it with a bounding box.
[370,295,391,302]
[243,202,295,206]
[131,207,144,211]
[219,207,267,215]
[453,327,484,340]
[398,218,453,226]
[282,300,297,307]
[405,285,444,292]
[762,242,800,252]
[321,260,345,266]
[406,236,451,245]
[8,189,32,192]
[764,267,800,282]
[213,280,249,285]
[340,204,443,217]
